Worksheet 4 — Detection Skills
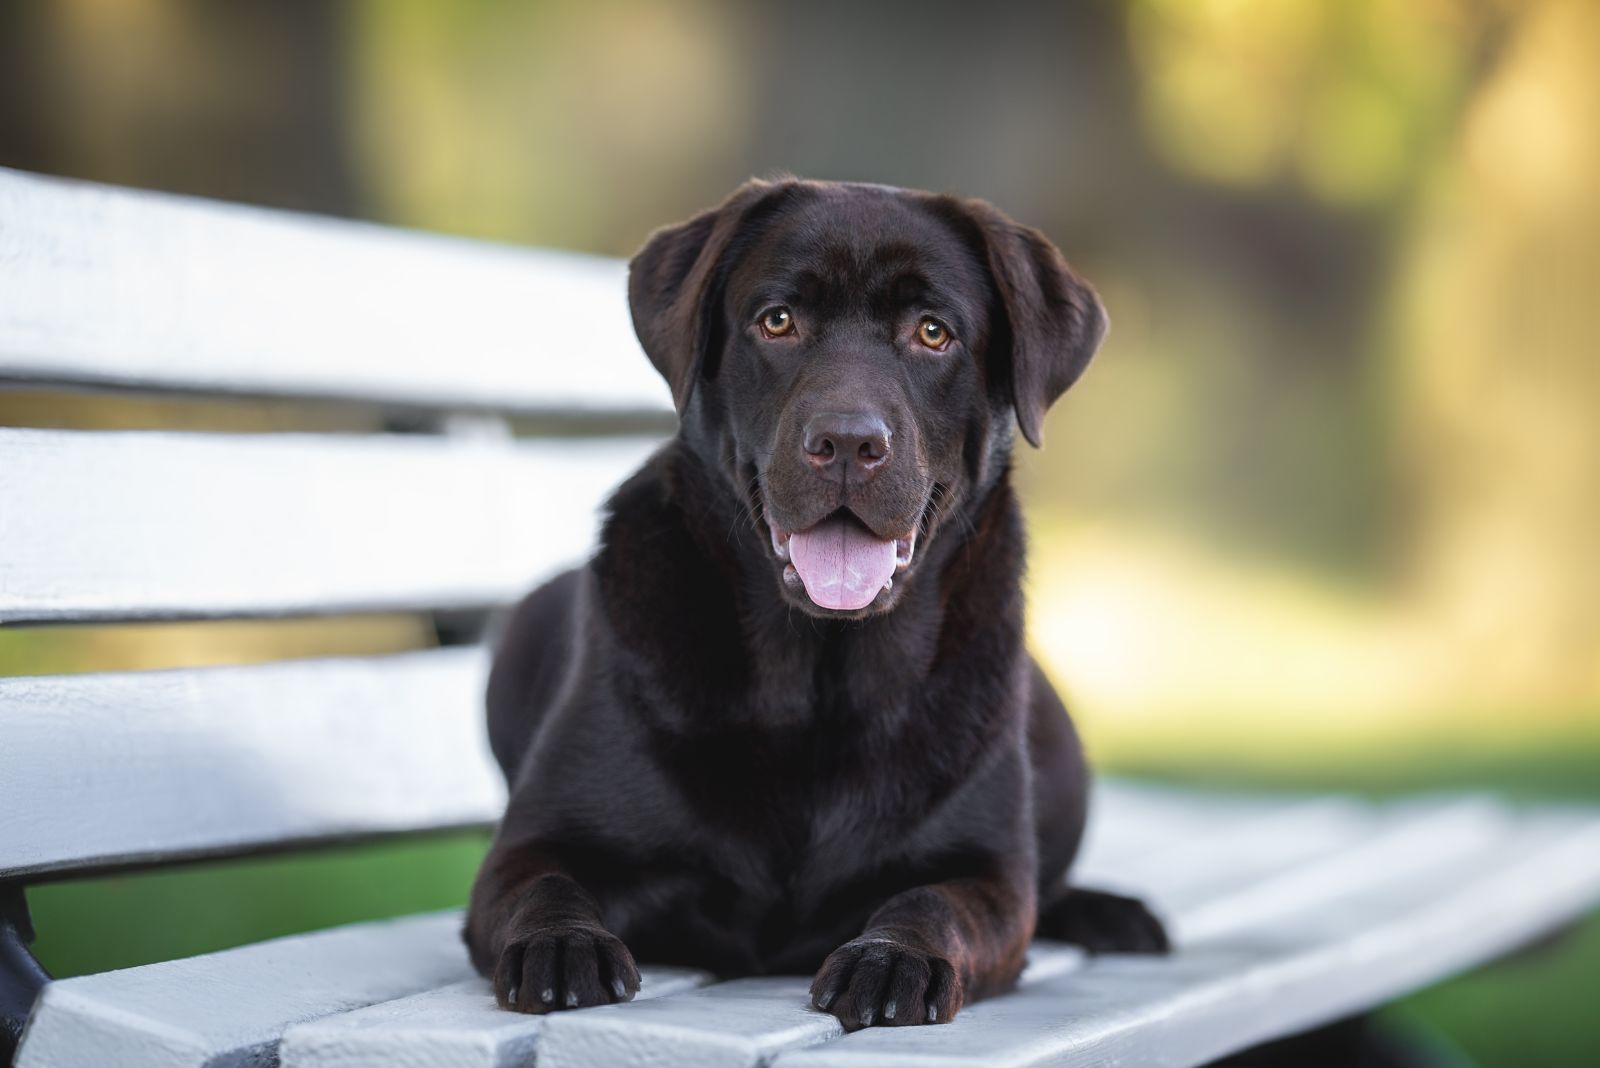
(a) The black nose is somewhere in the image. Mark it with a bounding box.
[803,411,892,474]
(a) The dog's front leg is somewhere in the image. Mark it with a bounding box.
[811,876,1034,1029]
[465,841,640,1014]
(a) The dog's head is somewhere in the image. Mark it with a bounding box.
[629,178,1106,619]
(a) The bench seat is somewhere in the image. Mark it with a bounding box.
[280,971,713,1068]
[19,786,1600,1068]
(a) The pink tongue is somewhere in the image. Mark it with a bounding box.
[788,516,897,611]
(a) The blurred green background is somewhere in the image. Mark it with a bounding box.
[1,1,1596,1064]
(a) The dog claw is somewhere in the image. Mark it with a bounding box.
[489,914,640,1015]
[814,937,962,1029]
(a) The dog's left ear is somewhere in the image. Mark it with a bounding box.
[629,178,794,412]
[952,199,1109,447]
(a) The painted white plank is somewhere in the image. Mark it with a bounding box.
[1166,798,1508,944]
[1082,796,1510,942]
[1117,799,1371,908]
[1074,789,1362,891]
[535,945,1085,1068]
[16,911,478,1068]
[0,167,671,414]
[539,977,841,1068]
[772,811,1600,1067]
[0,648,503,879]
[0,428,660,622]
[1072,782,1287,878]
[279,968,713,1068]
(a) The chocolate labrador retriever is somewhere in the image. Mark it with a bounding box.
[465,178,1168,1030]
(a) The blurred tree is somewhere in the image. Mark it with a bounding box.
[349,0,754,251]
[1396,0,1600,706]
[0,0,356,212]
[1030,0,1600,741]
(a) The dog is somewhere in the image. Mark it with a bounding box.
[465,178,1168,1031]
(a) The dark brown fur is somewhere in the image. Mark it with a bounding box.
[465,179,1167,1030]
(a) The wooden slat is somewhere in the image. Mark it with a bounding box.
[1072,784,1336,882]
[536,947,1085,1068]
[16,912,477,1068]
[0,167,671,414]
[1166,798,1506,944]
[0,428,659,623]
[279,970,714,1068]
[0,648,503,879]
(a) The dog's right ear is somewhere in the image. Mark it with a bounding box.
[629,179,791,413]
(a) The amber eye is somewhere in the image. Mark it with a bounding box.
[759,306,795,338]
[917,317,952,351]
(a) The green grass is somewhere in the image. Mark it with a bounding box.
[28,833,490,978]
[1384,914,1600,1067]
[1104,733,1600,802]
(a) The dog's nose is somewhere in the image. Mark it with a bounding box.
[803,411,892,474]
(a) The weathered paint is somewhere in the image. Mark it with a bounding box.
[0,648,504,879]
[17,912,476,1068]
[0,429,658,623]
[0,167,670,414]
[279,969,714,1068]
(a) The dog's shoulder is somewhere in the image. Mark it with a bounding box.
[591,441,751,702]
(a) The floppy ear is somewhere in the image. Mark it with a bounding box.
[961,200,1109,447]
[628,179,790,412]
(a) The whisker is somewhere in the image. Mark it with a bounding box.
[730,472,766,544]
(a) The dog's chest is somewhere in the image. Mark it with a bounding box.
[657,709,945,887]
[619,659,1016,972]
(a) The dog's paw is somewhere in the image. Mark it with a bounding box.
[1037,886,1170,954]
[492,923,641,1013]
[810,937,963,1030]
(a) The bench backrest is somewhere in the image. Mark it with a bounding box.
[0,166,672,882]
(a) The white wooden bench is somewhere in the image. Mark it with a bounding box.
[2,165,1598,1068]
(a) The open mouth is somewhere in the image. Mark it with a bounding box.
[768,510,917,612]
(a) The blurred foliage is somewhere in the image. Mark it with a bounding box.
[1127,0,1481,203]
[1,1,1597,1063]
[348,0,754,252]
[1024,0,1600,764]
